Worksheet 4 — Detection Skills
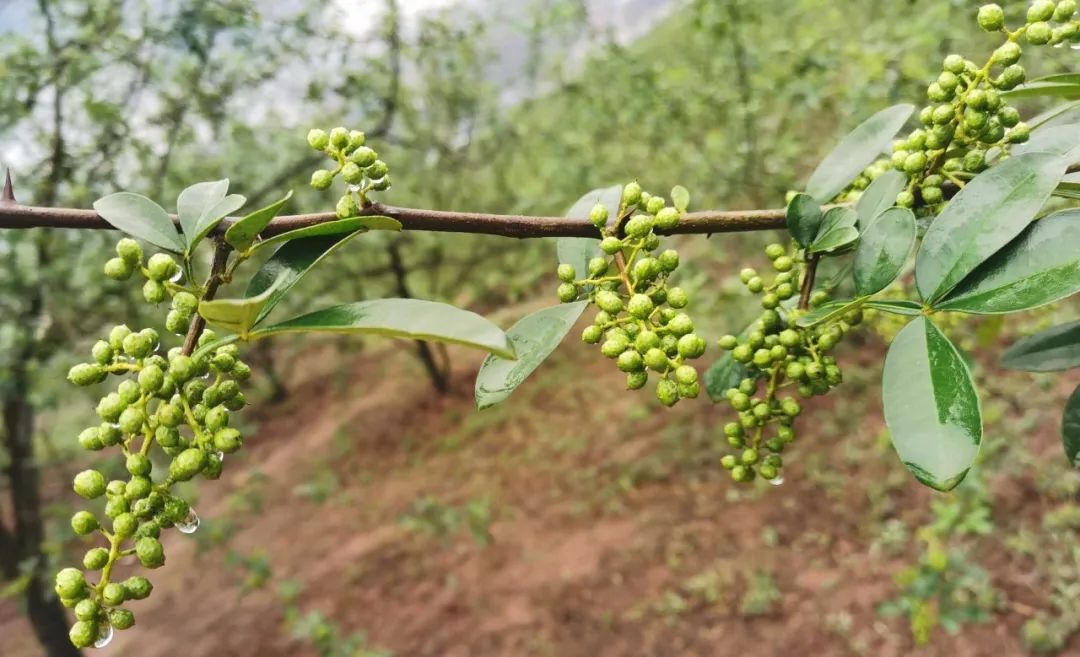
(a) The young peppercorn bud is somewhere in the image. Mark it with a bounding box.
[168,448,207,482]
[67,363,104,387]
[556,263,576,283]
[654,207,679,231]
[1028,0,1055,22]
[123,575,153,600]
[589,203,609,229]
[365,160,389,179]
[1056,0,1077,20]
[83,547,110,571]
[102,582,127,607]
[977,4,1005,32]
[307,128,330,151]
[1027,21,1053,44]
[136,536,165,568]
[73,470,106,499]
[146,253,177,282]
[349,146,378,167]
[115,238,142,264]
[310,169,334,190]
[110,608,136,630]
[655,379,679,406]
[69,621,97,649]
[71,510,99,535]
[336,194,358,219]
[341,162,364,185]
[329,126,350,149]
[104,257,134,280]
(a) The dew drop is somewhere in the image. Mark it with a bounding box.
[94,623,114,649]
[169,269,184,283]
[176,508,200,534]
[768,476,785,487]
[216,451,225,462]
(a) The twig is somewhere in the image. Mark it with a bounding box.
[181,240,232,355]
[798,253,820,310]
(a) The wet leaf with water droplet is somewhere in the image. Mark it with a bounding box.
[882,317,982,491]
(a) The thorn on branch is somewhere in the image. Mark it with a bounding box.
[2,169,14,204]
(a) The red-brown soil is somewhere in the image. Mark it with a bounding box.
[2,328,1077,657]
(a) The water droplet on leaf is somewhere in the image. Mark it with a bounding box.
[768,476,785,487]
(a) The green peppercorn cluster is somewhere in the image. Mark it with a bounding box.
[843,2,1076,209]
[60,238,251,648]
[557,183,705,406]
[307,126,391,219]
[714,244,860,483]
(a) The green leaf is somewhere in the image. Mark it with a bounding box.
[1054,181,1080,200]
[855,169,907,231]
[999,320,1080,372]
[250,216,401,254]
[245,230,367,326]
[671,185,690,213]
[882,317,982,492]
[704,352,754,402]
[1031,73,1080,85]
[556,185,621,278]
[1001,81,1080,100]
[935,209,1080,314]
[190,194,245,251]
[704,321,759,401]
[177,180,228,245]
[865,299,923,316]
[198,274,287,339]
[93,192,184,252]
[474,301,588,409]
[915,152,1067,304]
[795,298,866,327]
[1064,384,1080,467]
[853,207,916,296]
[224,191,294,251]
[785,193,824,249]
[1030,100,1080,130]
[805,103,914,203]
[247,299,515,359]
[808,207,859,254]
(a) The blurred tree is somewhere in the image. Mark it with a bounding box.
[0,1,400,654]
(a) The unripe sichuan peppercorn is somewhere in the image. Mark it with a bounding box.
[555,183,704,406]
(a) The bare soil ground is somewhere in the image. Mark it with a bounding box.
[2,328,1077,657]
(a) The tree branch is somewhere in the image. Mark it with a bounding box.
[0,201,788,238]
